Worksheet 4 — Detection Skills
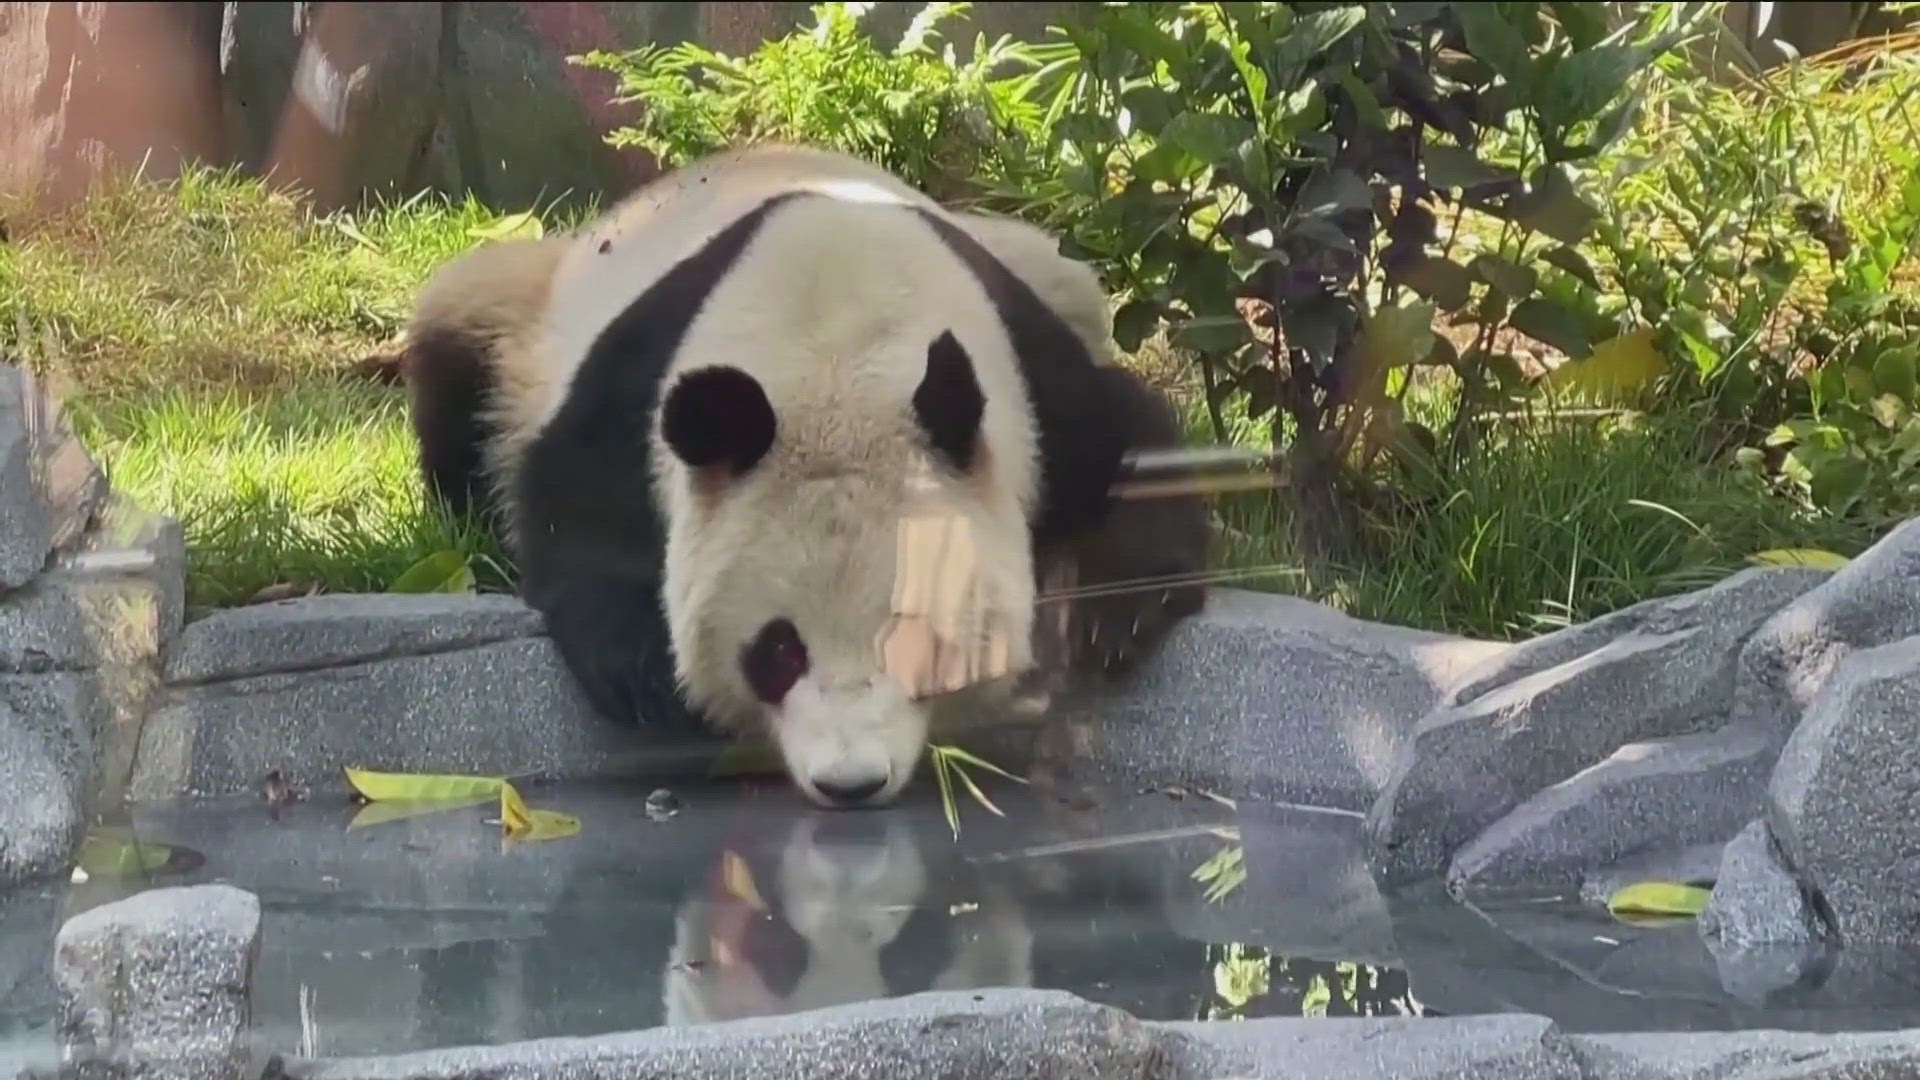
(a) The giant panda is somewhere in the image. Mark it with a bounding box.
[400,143,1209,809]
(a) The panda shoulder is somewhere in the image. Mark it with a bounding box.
[408,234,571,357]
[951,210,1114,361]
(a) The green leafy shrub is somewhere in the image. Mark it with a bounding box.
[575,2,1048,202]
[989,1,1712,564]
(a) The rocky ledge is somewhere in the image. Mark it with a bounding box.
[41,883,1920,1080]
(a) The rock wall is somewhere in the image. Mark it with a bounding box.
[0,1,1088,214]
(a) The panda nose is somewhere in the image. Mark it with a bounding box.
[812,775,887,806]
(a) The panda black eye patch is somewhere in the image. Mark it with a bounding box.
[741,617,810,704]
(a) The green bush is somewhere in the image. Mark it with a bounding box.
[574,2,1049,202]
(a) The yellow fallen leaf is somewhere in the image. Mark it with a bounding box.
[345,767,505,802]
[1749,548,1851,571]
[347,795,493,830]
[497,780,581,844]
[722,850,768,911]
[344,768,579,843]
[1606,880,1711,922]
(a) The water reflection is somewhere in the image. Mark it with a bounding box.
[663,812,1032,1024]
[5,780,1436,1057]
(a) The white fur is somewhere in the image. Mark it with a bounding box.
[427,144,1113,807]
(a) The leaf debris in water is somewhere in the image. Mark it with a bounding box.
[342,767,579,843]
[1606,880,1711,924]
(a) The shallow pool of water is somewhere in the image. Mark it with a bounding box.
[5,776,1920,1063]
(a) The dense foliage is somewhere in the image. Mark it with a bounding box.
[578,1,1920,634]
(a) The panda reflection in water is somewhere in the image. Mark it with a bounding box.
[399,144,1211,808]
[662,811,1035,1025]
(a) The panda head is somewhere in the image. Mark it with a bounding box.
[656,306,1036,810]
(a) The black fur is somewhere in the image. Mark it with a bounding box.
[1047,363,1210,678]
[661,365,778,474]
[912,209,1210,680]
[912,330,986,472]
[511,191,807,729]
[910,208,1133,545]
[403,327,498,523]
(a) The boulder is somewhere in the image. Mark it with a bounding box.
[295,989,1162,1080]
[0,366,109,590]
[1053,589,1506,813]
[0,4,223,211]
[450,3,681,210]
[163,593,544,684]
[0,674,100,888]
[1697,819,1832,1005]
[1448,724,1774,899]
[133,595,710,800]
[1163,1013,1585,1080]
[0,490,187,882]
[1365,567,1826,888]
[1737,515,1920,738]
[220,2,444,210]
[54,884,260,1080]
[1769,634,1920,945]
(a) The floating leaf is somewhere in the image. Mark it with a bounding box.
[76,832,178,878]
[1607,880,1711,921]
[499,780,581,843]
[348,796,493,830]
[389,550,476,595]
[1749,548,1851,571]
[722,850,769,911]
[345,767,505,803]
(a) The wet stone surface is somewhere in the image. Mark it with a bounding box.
[0,777,1907,1069]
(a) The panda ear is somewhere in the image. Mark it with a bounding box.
[913,330,985,472]
[662,366,777,475]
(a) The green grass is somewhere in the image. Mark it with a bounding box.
[1158,368,1870,641]
[0,160,1884,634]
[66,381,509,609]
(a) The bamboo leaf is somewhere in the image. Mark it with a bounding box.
[345,767,504,802]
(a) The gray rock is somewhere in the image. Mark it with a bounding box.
[54,883,260,1080]
[0,491,186,870]
[0,674,100,887]
[0,365,108,589]
[1056,588,1507,813]
[1700,819,1825,951]
[1769,634,1920,945]
[291,989,1161,1080]
[1365,567,1824,888]
[131,635,713,800]
[451,3,685,210]
[1737,515,1920,738]
[1699,820,1831,1007]
[1160,1013,1585,1080]
[163,593,545,685]
[1448,724,1775,899]
[1570,1027,1920,1079]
